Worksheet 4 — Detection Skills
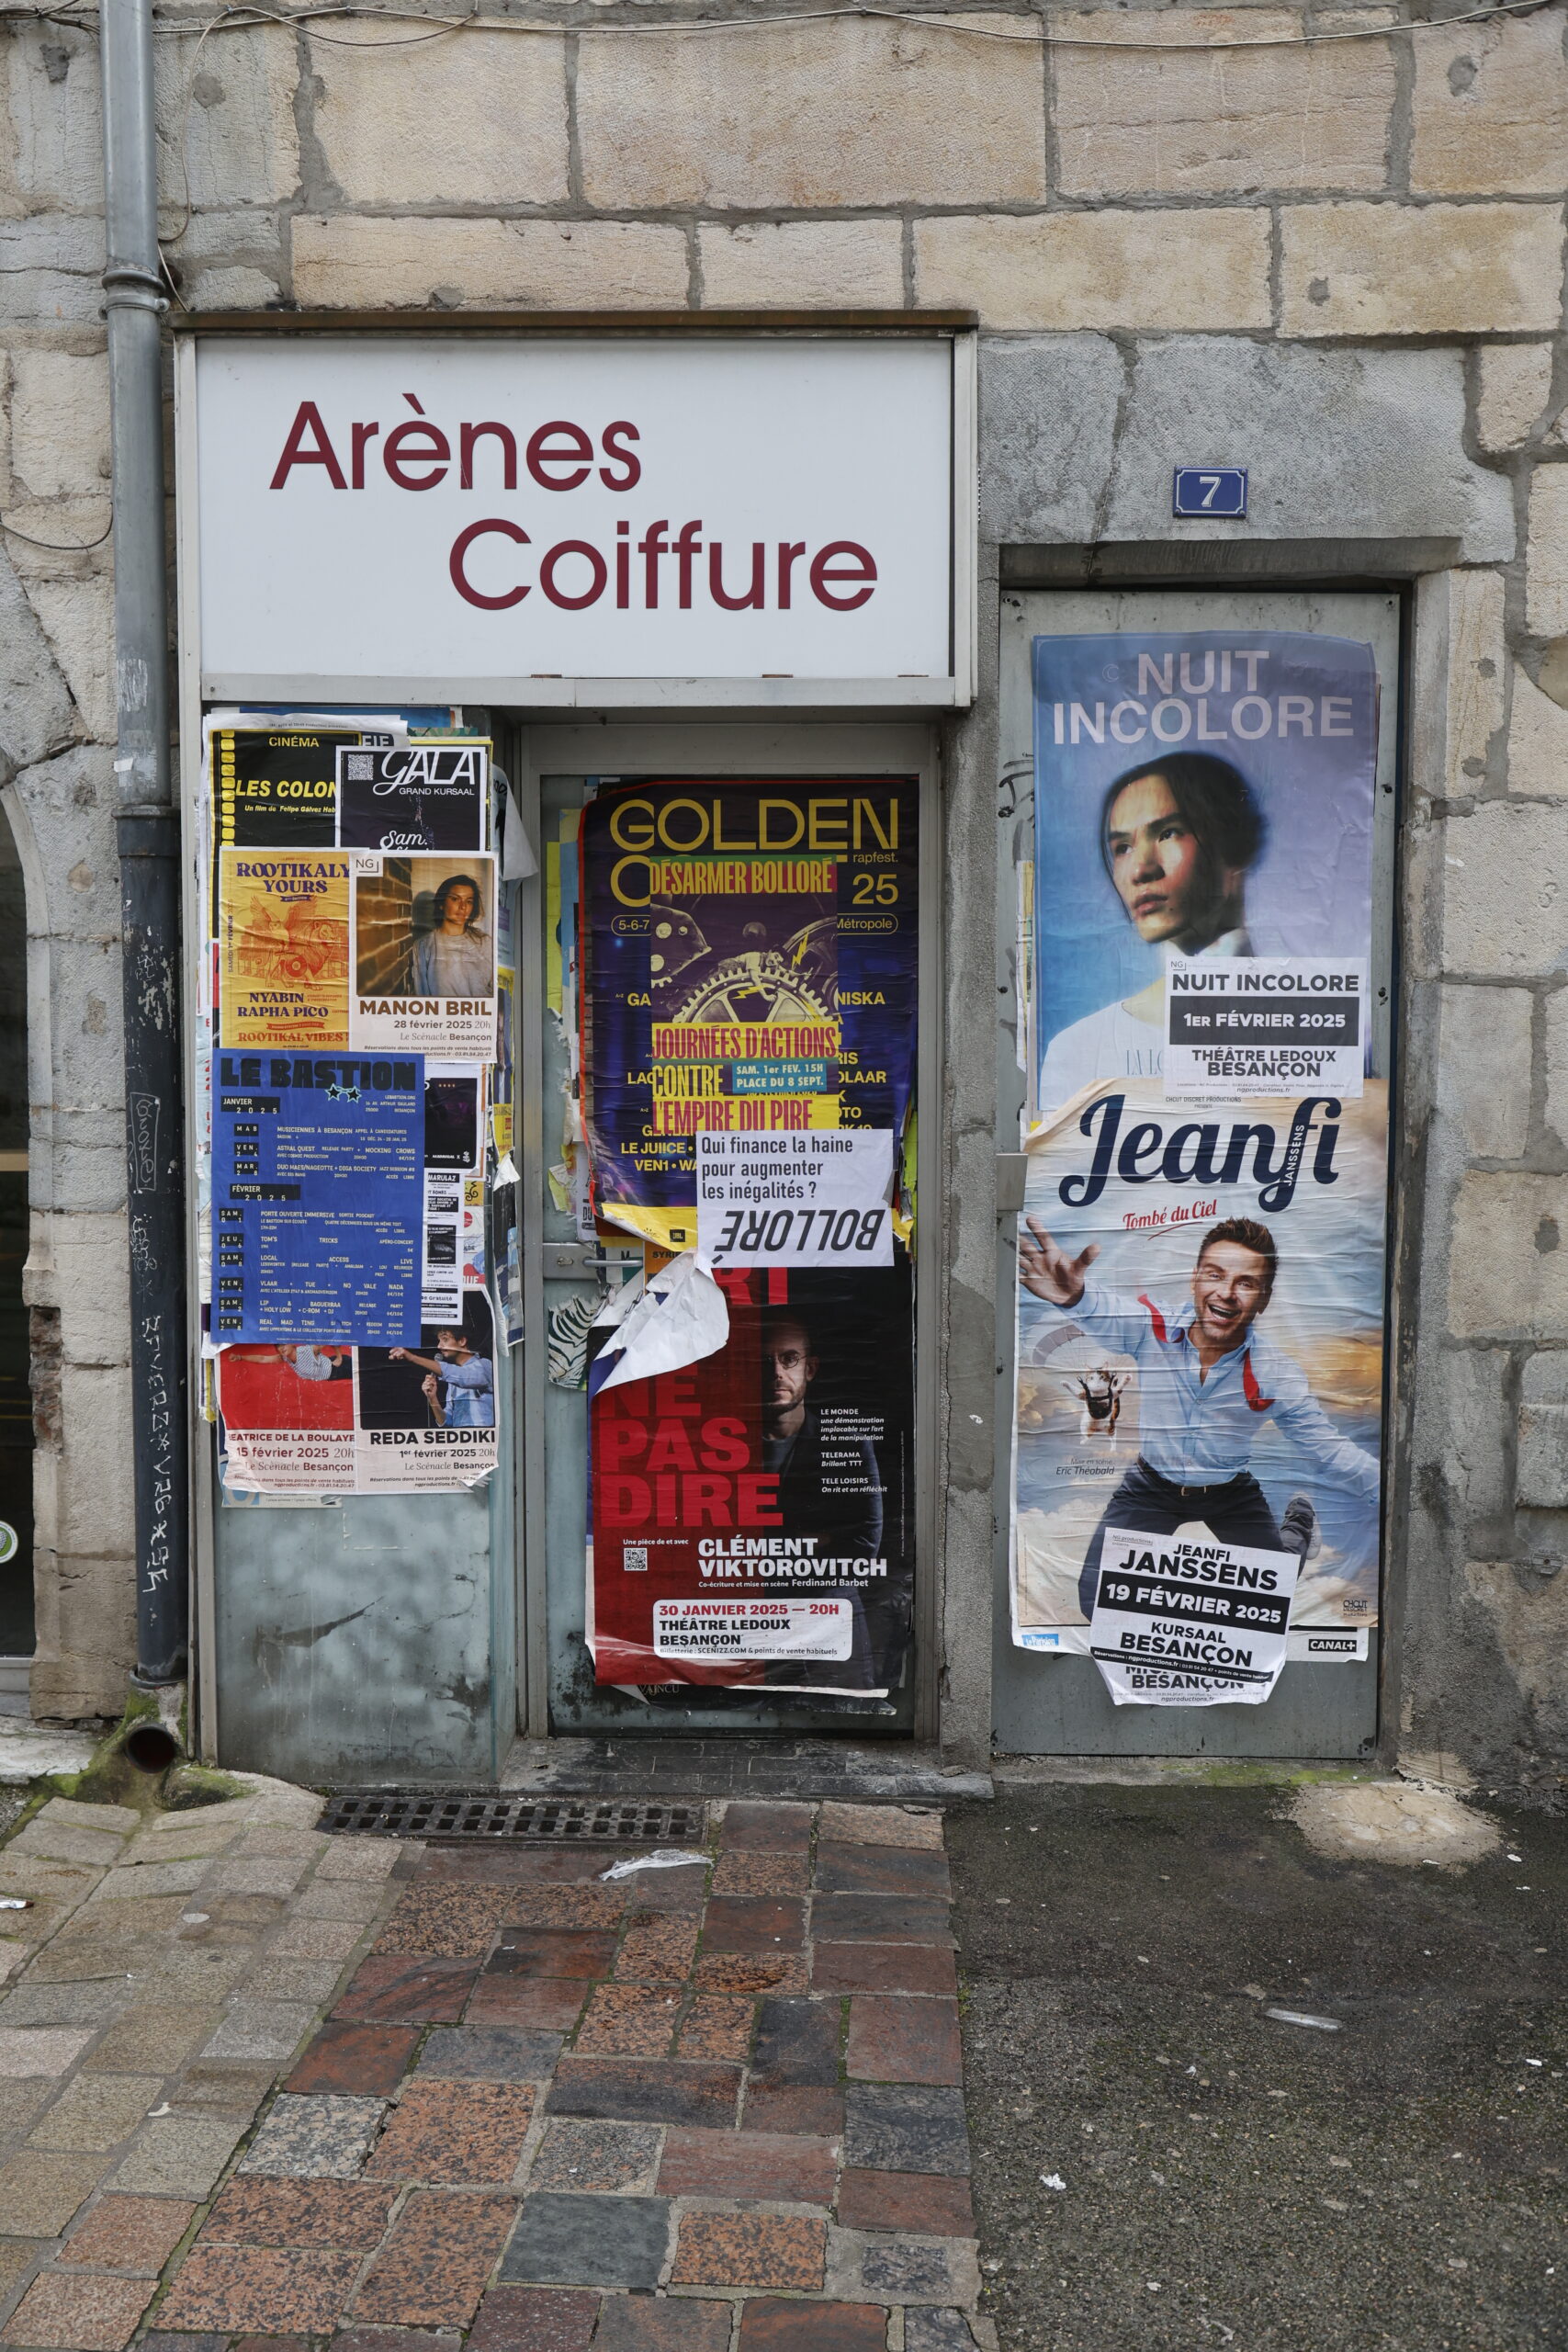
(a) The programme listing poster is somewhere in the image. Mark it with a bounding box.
[211,1051,424,1347]
[579,779,919,1251]
[1012,630,1387,1702]
[588,1263,914,1694]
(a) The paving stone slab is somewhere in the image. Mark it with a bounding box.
[351,2189,516,2329]
[592,2294,733,2352]
[285,2023,420,2098]
[0,1984,132,2030]
[153,2243,362,2335]
[710,1853,809,1897]
[466,1978,588,2033]
[200,1999,320,2065]
[750,1997,841,2087]
[735,2297,886,2350]
[0,2028,94,2078]
[846,1996,963,2086]
[295,1882,388,1926]
[0,2148,112,2234]
[700,1900,805,1956]
[373,1884,512,1960]
[0,2238,45,2316]
[236,1959,346,2007]
[716,1804,814,1853]
[418,2027,564,2082]
[500,2194,671,2290]
[58,2193,197,2273]
[658,2126,836,2205]
[0,2078,52,2149]
[903,2310,980,2352]
[828,2227,979,2304]
[811,1944,957,1997]
[671,2211,825,2290]
[547,2059,741,2130]
[85,1859,210,1901]
[265,1917,365,1964]
[239,2094,386,2180]
[314,1840,404,1884]
[814,1846,952,1901]
[575,1986,682,2057]
[740,2083,844,2138]
[35,1801,139,1836]
[528,2119,663,2195]
[614,1917,699,1985]
[10,1826,129,1870]
[489,1932,618,1982]
[675,1996,753,2062]
[81,2007,220,2076]
[28,2071,164,2152]
[364,2076,536,2185]
[810,1896,954,1948]
[332,1958,477,2024]
[818,1805,946,1853]
[200,2175,397,2250]
[110,2113,251,2199]
[842,2086,971,2177]
[836,2169,974,2237]
[2,2267,153,2349]
[468,2283,600,2351]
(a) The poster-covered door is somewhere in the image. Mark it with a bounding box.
[522,744,933,1736]
[995,591,1400,1758]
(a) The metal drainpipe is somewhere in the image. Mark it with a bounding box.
[100,0,188,1685]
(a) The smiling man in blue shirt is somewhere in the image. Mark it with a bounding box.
[1019,1213,1380,1620]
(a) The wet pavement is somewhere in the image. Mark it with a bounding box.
[947,1777,1568,2352]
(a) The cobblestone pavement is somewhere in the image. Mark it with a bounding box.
[0,1790,988,2351]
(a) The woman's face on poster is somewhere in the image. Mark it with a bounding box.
[1106,775,1208,943]
[441,881,477,931]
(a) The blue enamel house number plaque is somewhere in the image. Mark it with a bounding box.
[1173,466,1248,518]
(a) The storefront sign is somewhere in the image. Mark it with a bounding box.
[1012,630,1386,1695]
[187,337,961,690]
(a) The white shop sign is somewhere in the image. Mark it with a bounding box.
[184,335,969,704]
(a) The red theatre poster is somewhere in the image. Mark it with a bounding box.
[589,1264,914,1694]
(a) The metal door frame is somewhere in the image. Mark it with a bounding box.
[513,719,942,1742]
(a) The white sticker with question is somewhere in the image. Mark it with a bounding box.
[696,1131,895,1267]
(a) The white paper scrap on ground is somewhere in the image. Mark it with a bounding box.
[697,1130,895,1267]
[1087,1526,1298,1708]
[599,1849,708,1880]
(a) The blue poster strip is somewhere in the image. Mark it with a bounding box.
[212,1051,425,1345]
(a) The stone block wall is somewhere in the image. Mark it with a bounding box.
[0,0,1564,1770]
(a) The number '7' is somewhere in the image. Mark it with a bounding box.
[1199,474,1222,507]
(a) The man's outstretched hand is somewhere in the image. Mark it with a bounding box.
[1019,1217,1099,1306]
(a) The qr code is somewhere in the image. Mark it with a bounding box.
[622,1544,649,1574]
[344,752,375,781]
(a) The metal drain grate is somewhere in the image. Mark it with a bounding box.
[320,1792,705,1844]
